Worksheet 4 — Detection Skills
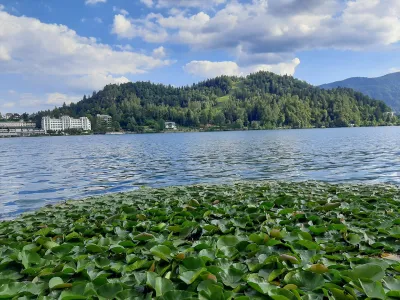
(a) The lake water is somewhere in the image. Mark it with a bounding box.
[1,127,399,219]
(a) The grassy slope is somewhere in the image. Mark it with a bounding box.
[1,182,400,299]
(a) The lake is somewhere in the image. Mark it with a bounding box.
[1,127,399,219]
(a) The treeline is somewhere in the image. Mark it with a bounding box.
[31,72,396,132]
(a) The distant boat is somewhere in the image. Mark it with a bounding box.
[105,132,124,135]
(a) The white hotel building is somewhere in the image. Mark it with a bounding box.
[41,116,91,133]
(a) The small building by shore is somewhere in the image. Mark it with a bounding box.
[165,121,177,130]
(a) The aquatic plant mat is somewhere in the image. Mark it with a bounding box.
[1,182,400,299]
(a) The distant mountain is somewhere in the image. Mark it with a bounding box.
[31,71,393,132]
[320,72,400,111]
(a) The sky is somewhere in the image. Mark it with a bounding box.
[1,0,400,113]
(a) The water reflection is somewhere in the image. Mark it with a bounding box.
[0,127,399,219]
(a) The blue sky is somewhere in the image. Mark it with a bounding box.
[1,0,400,113]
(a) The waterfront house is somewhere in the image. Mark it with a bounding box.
[41,116,91,133]
[165,122,177,130]
[97,114,112,128]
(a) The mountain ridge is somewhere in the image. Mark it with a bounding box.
[31,71,394,132]
[320,72,400,111]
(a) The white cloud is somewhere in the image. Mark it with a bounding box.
[67,73,130,91]
[140,0,154,8]
[111,14,168,42]
[46,93,81,106]
[389,67,400,73]
[121,0,400,70]
[155,0,226,9]
[3,92,82,111]
[184,61,240,78]
[184,58,301,78]
[85,0,106,5]
[1,102,15,108]
[0,11,171,85]
[0,4,4,11]
[94,17,103,23]
[0,46,11,61]
[113,6,129,16]
[152,46,166,58]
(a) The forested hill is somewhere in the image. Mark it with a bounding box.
[320,72,400,112]
[32,72,394,132]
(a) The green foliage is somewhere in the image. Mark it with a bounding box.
[1,182,400,299]
[29,72,394,132]
[321,72,400,111]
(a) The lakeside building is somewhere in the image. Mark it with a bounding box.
[384,112,395,118]
[0,121,44,137]
[97,114,112,127]
[0,121,36,128]
[41,116,91,133]
[0,128,45,138]
[165,121,177,130]
[4,113,16,120]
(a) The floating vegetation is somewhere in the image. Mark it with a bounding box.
[1,181,400,299]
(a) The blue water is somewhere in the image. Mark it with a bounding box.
[1,127,399,219]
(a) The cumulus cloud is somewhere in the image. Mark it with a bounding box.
[140,0,154,8]
[0,11,173,111]
[111,14,168,42]
[46,93,82,106]
[0,11,171,82]
[184,58,301,78]
[118,0,400,70]
[85,0,106,5]
[1,102,15,109]
[67,73,130,91]
[155,0,226,8]
[2,92,84,112]
[0,46,11,61]
[113,6,129,16]
[0,4,4,11]
[152,46,166,58]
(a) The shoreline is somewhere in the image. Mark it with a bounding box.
[1,181,399,298]
[1,124,399,139]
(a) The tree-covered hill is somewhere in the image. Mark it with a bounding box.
[320,72,400,112]
[32,72,395,132]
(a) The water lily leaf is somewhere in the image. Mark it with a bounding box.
[359,280,385,299]
[65,232,82,241]
[182,257,205,270]
[217,235,240,249]
[49,277,72,290]
[19,250,41,269]
[179,268,207,284]
[110,244,126,254]
[247,275,275,294]
[96,282,123,299]
[155,277,174,297]
[133,233,155,241]
[150,245,172,262]
[284,271,324,291]
[348,264,385,281]
[346,234,361,245]
[329,288,355,300]
[219,267,244,288]
[0,283,25,298]
[197,280,226,300]
[86,244,104,253]
[163,290,197,300]
[43,240,59,249]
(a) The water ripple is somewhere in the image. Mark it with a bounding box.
[1,127,400,219]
